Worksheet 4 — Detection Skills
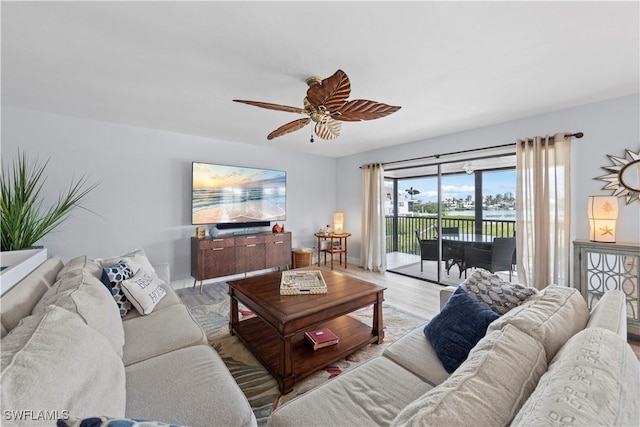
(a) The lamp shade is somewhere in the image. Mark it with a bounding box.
[333,212,344,234]
[587,196,618,242]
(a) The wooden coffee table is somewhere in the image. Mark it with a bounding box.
[227,268,386,394]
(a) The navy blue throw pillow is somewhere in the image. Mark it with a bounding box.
[424,286,499,373]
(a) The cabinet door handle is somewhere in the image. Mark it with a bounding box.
[275,241,284,244]
[213,247,224,251]
[213,239,224,242]
[246,244,256,247]
[247,236,256,239]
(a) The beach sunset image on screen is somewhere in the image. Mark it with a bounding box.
[192,162,286,225]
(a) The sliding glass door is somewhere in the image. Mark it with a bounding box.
[385,154,516,285]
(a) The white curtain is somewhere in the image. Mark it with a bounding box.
[516,132,572,289]
[361,163,386,272]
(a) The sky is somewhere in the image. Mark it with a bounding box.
[395,169,516,203]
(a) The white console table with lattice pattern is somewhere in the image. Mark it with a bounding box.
[573,239,640,338]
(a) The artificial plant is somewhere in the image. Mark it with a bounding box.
[1,150,99,251]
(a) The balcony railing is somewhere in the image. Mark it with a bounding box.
[386,215,515,255]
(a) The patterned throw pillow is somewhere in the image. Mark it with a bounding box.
[101,261,134,317]
[461,269,538,315]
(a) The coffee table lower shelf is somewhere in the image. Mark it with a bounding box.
[231,314,378,393]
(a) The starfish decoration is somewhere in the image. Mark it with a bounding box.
[599,226,614,236]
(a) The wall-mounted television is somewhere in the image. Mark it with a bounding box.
[192,162,286,225]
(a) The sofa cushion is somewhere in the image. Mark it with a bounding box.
[383,326,450,386]
[101,260,135,317]
[512,327,640,427]
[122,303,206,366]
[0,258,63,337]
[95,247,146,268]
[424,286,499,373]
[56,255,104,281]
[461,268,538,314]
[391,324,548,427]
[487,285,589,361]
[268,357,434,427]
[1,305,126,424]
[125,345,256,427]
[32,271,125,358]
[120,269,167,315]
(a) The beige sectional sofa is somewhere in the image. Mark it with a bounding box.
[1,253,256,427]
[269,274,640,426]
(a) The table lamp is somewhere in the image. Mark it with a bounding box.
[333,212,344,234]
[587,196,618,243]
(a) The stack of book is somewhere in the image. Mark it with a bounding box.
[304,328,339,350]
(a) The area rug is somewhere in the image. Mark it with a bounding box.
[176,281,428,426]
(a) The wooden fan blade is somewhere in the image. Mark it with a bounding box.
[306,69,351,112]
[332,99,401,122]
[267,118,312,140]
[233,99,306,114]
[314,118,341,140]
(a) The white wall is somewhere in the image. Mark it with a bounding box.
[337,94,640,262]
[4,95,639,281]
[2,107,338,280]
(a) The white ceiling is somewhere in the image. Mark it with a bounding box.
[2,1,638,158]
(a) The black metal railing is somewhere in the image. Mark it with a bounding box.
[386,215,515,255]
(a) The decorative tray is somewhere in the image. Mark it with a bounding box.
[280,270,327,295]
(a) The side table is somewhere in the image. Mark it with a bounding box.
[314,232,351,270]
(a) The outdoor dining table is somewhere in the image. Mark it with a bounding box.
[440,233,494,276]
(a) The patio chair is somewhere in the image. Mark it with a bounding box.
[415,230,439,272]
[461,237,516,280]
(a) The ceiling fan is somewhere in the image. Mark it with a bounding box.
[233,69,401,141]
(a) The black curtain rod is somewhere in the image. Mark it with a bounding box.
[379,132,583,167]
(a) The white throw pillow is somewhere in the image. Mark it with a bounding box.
[96,249,166,285]
[120,269,167,315]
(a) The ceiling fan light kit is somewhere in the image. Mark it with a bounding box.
[234,70,401,142]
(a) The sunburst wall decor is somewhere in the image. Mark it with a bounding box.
[595,148,640,204]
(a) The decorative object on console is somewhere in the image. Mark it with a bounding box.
[0,150,99,251]
[595,147,640,204]
[195,227,206,239]
[272,223,284,233]
[333,212,344,234]
[587,195,619,242]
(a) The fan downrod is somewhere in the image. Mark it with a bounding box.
[305,76,322,87]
